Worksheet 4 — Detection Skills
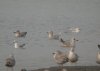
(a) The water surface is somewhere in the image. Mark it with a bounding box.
[0,0,100,71]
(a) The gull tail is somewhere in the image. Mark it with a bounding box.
[20,44,26,47]
[98,44,100,49]
[60,38,65,44]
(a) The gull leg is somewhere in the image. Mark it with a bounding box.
[6,67,8,71]
[11,67,14,71]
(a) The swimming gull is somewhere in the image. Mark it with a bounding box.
[47,31,61,40]
[60,37,78,48]
[5,54,16,71]
[13,30,27,38]
[69,27,80,33]
[13,40,26,49]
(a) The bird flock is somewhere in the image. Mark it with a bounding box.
[51,28,79,71]
[5,30,27,71]
[5,27,100,71]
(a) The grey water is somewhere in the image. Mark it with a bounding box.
[0,0,100,71]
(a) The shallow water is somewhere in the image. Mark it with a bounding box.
[0,0,100,71]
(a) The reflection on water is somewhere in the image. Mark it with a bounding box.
[0,0,100,71]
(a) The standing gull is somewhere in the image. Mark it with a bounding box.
[60,37,78,48]
[96,45,100,64]
[67,47,78,63]
[13,30,27,38]
[5,54,16,71]
[96,52,100,64]
[52,50,68,71]
[47,31,61,40]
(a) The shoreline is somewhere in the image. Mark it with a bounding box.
[22,66,100,71]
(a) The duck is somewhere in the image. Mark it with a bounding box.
[52,50,68,71]
[13,30,27,38]
[47,31,61,40]
[5,54,16,71]
[60,37,78,48]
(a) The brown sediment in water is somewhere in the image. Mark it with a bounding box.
[29,66,100,71]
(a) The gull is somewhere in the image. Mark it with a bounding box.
[59,37,78,48]
[67,47,78,63]
[96,51,100,64]
[13,30,27,38]
[5,54,16,71]
[13,40,26,49]
[52,50,68,71]
[96,45,100,64]
[47,31,61,40]
[69,27,80,33]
